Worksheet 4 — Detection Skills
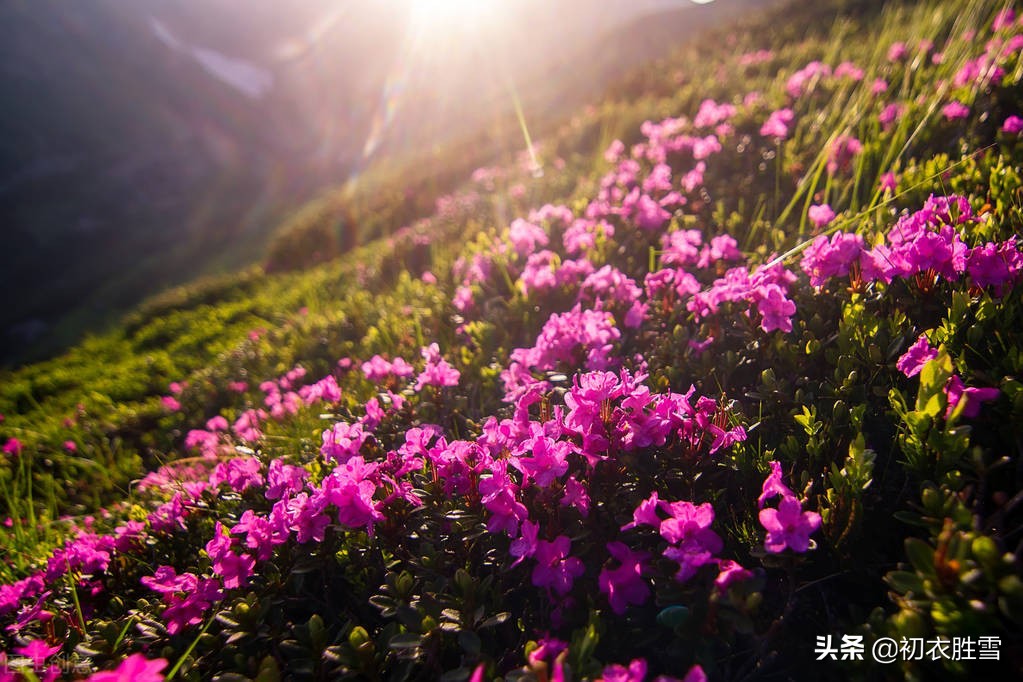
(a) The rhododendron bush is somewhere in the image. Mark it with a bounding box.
[2,0,1023,679]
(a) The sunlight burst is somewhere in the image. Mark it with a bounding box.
[407,0,504,32]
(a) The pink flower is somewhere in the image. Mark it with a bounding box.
[632,193,671,231]
[1002,116,1023,134]
[896,334,938,378]
[265,459,308,500]
[414,344,460,391]
[715,560,753,593]
[600,659,647,682]
[3,438,22,456]
[808,204,836,228]
[834,61,864,81]
[160,396,181,412]
[453,285,474,312]
[993,8,1016,31]
[759,495,821,553]
[800,232,863,286]
[508,218,549,256]
[887,42,908,62]
[532,536,584,596]
[758,461,795,508]
[966,238,1023,291]
[880,172,898,194]
[604,139,625,163]
[86,653,168,682]
[760,108,795,139]
[509,520,539,567]
[598,542,650,614]
[941,101,969,121]
[827,135,863,175]
[321,421,367,464]
[754,284,796,333]
[14,639,61,668]
[878,103,905,132]
[945,375,999,419]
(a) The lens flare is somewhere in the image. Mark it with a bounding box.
[407,0,501,31]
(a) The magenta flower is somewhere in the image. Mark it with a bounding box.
[321,421,368,464]
[754,284,796,333]
[453,285,474,312]
[532,536,584,596]
[1003,116,1023,134]
[967,238,1023,291]
[480,460,528,536]
[993,8,1016,30]
[210,457,264,493]
[232,509,281,561]
[560,476,590,516]
[265,459,308,500]
[945,375,999,419]
[758,461,795,508]
[285,492,331,544]
[807,204,836,229]
[941,101,969,121]
[86,653,168,682]
[760,108,795,139]
[510,519,539,567]
[414,343,460,391]
[759,495,821,553]
[604,139,625,163]
[621,491,663,531]
[834,61,864,81]
[714,560,754,593]
[631,192,671,231]
[827,135,863,175]
[880,171,898,194]
[508,218,549,256]
[598,542,651,614]
[896,334,938,378]
[2,438,22,456]
[887,42,907,61]
[14,639,61,668]
[659,501,723,582]
[160,396,181,411]
[599,658,647,682]
[786,60,831,98]
[513,431,571,488]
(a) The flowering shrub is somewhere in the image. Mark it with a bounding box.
[2,0,1023,679]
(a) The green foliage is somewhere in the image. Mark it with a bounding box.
[2,0,1023,679]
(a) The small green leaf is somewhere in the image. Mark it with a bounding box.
[905,538,936,577]
[389,633,423,650]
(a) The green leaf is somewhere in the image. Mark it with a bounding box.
[478,612,511,629]
[389,633,424,650]
[886,571,925,595]
[905,538,936,577]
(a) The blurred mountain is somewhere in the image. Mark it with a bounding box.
[0,0,775,364]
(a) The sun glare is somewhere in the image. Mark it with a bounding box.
[406,0,503,33]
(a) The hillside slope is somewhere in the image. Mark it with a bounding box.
[1,0,1022,679]
[0,0,763,366]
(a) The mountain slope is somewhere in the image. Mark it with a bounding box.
[0,0,769,366]
[1,0,1022,678]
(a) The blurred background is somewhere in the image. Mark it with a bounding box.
[0,0,773,364]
